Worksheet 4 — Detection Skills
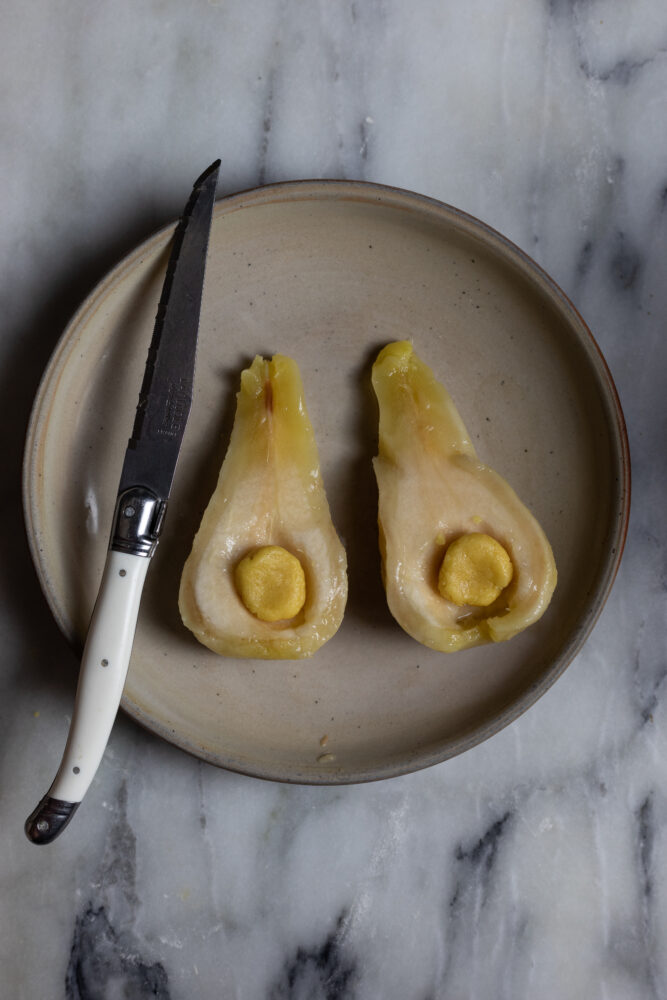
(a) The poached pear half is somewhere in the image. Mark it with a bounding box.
[179,355,347,659]
[372,341,557,652]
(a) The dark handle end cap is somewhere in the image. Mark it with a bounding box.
[25,796,80,845]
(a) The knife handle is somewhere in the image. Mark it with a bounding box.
[25,550,150,844]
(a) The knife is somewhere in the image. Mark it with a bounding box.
[25,160,220,845]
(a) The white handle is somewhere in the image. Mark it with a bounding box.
[48,549,149,802]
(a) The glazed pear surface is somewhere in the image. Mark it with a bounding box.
[179,355,347,659]
[372,341,557,652]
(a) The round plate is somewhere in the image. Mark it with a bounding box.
[24,181,629,783]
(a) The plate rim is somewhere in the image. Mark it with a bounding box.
[22,178,631,784]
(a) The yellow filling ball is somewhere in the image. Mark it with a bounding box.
[438,533,513,607]
[235,545,306,622]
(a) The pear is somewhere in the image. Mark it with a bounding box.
[372,341,557,652]
[179,355,347,659]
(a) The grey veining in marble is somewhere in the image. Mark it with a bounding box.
[2,1,667,998]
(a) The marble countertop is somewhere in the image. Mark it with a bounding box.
[2,2,666,997]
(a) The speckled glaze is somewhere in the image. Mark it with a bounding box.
[23,181,629,783]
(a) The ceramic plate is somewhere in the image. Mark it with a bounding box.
[23,181,629,783]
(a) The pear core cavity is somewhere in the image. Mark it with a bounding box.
[235,545,306,622]
[438,533,514,607]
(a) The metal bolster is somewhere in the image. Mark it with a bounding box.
[110,487,167,557]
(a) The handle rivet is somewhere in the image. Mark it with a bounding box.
[119,569,127,577]
[73,766,80,774]
[36,820,49,833]
[124,505,136,517]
